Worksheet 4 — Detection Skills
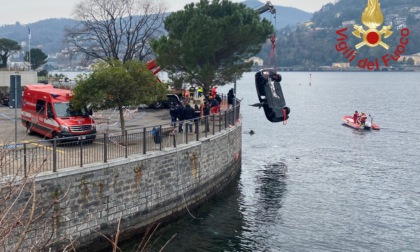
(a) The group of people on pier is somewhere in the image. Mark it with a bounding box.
[169,87,235,133]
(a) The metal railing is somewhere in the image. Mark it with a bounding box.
[0,102,241,178]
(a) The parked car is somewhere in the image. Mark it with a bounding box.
[149,94,180,109]
[1,95,9,106]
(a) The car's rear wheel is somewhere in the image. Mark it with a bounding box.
[167,96,179,107]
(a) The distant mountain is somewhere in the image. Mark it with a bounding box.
[268,0,420,67]
[0,1,312,58]
[311,0,419,28]
[0,18,78,55]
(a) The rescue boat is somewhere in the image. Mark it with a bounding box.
[342,116,380,130]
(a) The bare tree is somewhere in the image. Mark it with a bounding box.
[0,155,70,251]
[64,0,168,64]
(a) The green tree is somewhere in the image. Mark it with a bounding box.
[0,38,22,68]
[406,57,415,66]
[72,60,167,142]
[24,48,48,70]
[150,0,273,94]
[37,69,49,77]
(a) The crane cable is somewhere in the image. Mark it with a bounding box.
[267,8,277,73]
[265,7,288,125]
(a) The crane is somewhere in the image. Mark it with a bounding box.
[251,1,291,123]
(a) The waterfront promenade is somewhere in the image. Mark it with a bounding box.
[0,100,237,177]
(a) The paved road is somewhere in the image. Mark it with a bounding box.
[0,105,171,145]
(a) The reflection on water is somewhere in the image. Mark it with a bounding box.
[255,163,287,215]
[122,72,420,251]
[122,173,245,252]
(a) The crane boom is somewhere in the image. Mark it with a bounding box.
[256,1,276,15]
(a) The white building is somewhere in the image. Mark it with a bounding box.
[342,20,356,27]
[398,54,420,65]
[246,57,263,66]
[332,62,350,68]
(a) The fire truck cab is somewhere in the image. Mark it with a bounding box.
[21,84,96,141]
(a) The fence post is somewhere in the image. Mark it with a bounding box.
[224,111,227,129]
[195,119,199,141]
[53,139,57,172]
[173,130,176,147]
[205,116,208,138]
[219,111,222,132]
[125,130,128,158]
[186,123,189,144]
[159,125,162,151]
[23,143,27,176]
[79,137,83,167]
[143,127,147,154]
[104,133,108,163]
[231,109,234,125]
[212,114,215,135]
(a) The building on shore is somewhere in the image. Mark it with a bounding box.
[332,62,350,69]
[398,53,420,65]
[246,57,263,67]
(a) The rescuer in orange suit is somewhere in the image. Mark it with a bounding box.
[353,111,359,124]
[211,86,217,98]
[359,112,367,125]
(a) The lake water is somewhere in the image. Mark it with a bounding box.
[125,72,420,251]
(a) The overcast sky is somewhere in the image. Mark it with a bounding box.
[0,0,333,26]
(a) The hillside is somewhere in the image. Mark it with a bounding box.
[265,0,420,68]
[0,1,311,67]
[0,18,78,55]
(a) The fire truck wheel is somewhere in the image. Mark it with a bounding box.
[26,122,34,135]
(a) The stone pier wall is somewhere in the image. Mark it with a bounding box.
[5,125,242,250]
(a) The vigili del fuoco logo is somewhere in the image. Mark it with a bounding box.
[335,0,410,70]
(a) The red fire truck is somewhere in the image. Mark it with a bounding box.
[21,84,96,141]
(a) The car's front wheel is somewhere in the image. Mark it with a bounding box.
[151,101,164,109]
